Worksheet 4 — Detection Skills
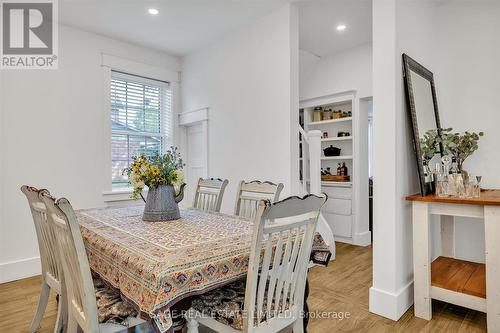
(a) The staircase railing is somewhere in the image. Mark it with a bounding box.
[299,127,336,260]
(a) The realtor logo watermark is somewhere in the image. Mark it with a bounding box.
[1,0,58,69]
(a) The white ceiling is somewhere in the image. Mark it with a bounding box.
[298,0,372,57]
[59,0,289,56]
[59,0,372,58]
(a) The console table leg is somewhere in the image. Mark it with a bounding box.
[440,215,454,258]
[412,201,432,320]
[485,206,500,332]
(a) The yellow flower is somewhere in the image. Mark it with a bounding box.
[172,170,184,186]
[131,173,144,188]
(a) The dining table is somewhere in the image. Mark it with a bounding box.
[76,205,332,333]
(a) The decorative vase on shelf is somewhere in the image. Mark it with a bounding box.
[456,158,469,184]
[142,184,186,222]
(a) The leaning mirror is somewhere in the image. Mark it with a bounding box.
[403,54,443,196]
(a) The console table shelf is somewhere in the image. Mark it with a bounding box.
[432,256,486,299]
[406,190,500,331]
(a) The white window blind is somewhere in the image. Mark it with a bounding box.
[110,71,172,186]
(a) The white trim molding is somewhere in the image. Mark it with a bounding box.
[353,230,372,246]
[0,256,41,283]
[178,108,210,194]
[101,56,180,197]
[369,282,414,321]
[101,54,180,83]
[102,188,148,203]
[178,107,209,126]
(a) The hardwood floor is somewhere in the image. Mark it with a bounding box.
[0,274,58,333]
[0,243,486,333]
[307,243,486,332]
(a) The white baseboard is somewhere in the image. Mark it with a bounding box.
[0,256,41,283]
[353,231,372,246]
[369,281,414,320]
[335,232,371,247]
[334,235,353,244]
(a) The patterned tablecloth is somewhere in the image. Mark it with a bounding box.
[77,205,331,333]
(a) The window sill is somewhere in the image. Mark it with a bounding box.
[102,187,147,203]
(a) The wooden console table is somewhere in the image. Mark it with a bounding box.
[406,190,500,331]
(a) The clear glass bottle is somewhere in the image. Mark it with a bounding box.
[447,156,462,196]
[474,176,482,198]
[450,156,459,174]
[436,164,448,197]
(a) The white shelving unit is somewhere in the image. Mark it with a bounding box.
[308,117,353,126]
[321,136,352,142]
[322,156,353,160]
[299,90,370,246]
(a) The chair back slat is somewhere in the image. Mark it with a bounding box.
[21,186,62,292]
[272,227,294,313]
[41,193,99,332]
[234,180,284,219]
[279,225,303,312]
[242,194,327,331]
[193,178,228,213]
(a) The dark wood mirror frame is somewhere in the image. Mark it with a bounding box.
[402,53,443,196]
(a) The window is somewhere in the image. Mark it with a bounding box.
[110,71,172,187]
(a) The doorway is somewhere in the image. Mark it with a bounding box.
[179,108,209,206]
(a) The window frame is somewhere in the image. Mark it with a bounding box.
[101,55,179,200]
[109,71,172,187]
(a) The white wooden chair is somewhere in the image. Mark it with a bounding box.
[234,180,284,220]
[40,193,145,333]
[193,178,229,212]
[21,185,65,333]
[186,193,327,333]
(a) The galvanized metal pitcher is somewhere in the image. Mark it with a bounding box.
[142,184,186,221]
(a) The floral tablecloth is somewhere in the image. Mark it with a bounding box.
[77,205,331,333]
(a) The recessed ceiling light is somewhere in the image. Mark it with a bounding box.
[336,24,347,31]
[148,8,159,15]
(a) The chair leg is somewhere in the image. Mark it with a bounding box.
[30,281,50,333]
[186,309,199,333]
[186,318,199,333]
[293,319,304,333]
[53,294,65,333]
[67,314,79,333]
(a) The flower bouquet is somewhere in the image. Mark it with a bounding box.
[124,147,186,221]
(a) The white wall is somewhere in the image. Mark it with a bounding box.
[433,0,500,263]
[0,69,4,280]
[181,5,299,214]
[0,25,180,283]
[299,43,373,100]
[298,50,320,95]
[370,0,435,320]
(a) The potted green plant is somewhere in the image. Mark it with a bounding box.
[440,128,484,173]
[420,129,441,164]
[124,147,186,221]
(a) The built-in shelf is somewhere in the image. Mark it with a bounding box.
[309,117,352,126]
[305,180,353,188]
[300,155,353,161]
[322,181,352,187]
[322,155,353,160]
[299,136,353,144]
[321,136,352,142]
[300,91,369,246]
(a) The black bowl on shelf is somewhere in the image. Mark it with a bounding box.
[323,145,341,157]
